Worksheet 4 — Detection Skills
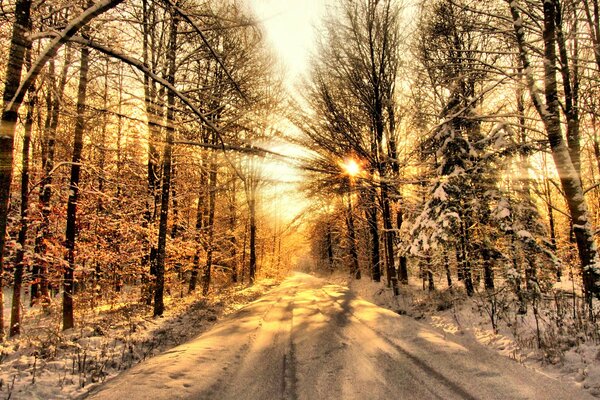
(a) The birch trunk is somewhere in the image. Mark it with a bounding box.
[509,0,600,303]
[0,0,31,340]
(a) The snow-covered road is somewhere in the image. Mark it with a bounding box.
[84,273,591,399]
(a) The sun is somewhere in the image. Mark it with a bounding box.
[341,158,361,177]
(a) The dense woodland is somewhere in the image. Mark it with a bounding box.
[0,0,301,340]
[1,0,600,359]
[300,0,600,338]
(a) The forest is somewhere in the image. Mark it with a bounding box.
[1,0,600,397]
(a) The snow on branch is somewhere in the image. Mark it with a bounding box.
[6,0,125,113]
[162,0,249,103]
[65,35,225,140]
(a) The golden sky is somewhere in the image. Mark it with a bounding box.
[248,0,327,81]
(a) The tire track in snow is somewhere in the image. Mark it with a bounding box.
[319,287,478,400]
[282,298,298,400]
[204,285,300,400]
[187,289,292,400]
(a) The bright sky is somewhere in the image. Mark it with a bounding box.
[248,0,327,82]
[245,1,329,223]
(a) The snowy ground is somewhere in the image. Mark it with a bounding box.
[328,272,600,398]
[3,272,595,399]
[0,279,278,399]
[86,272,591,399]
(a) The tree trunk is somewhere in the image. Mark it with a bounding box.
[241,220,248,284]
[0,0,32,339]
[444,251,452,288]
[63,42,90,330]
[366,187,381,282]
[540,1,600,303]
[10,48,34,336]
[202,156,217,295]
[460,213,474,296]
[93,58,109,303]
[141,0,162,304]
[510,0,600,304]
[170,156,179,238]
[142,0,162,221]
[153,11,178,317]
[346,195,360,279]
[189,168,206,293]
[381,184,397,293]
[326,223,334,271]
[33,51,71,305]
[427,271,434,291]
[483,248,494,291]
[229,179,238,283]
[555,0,581,177]
[397,210,408,284]
[249,198,257,284]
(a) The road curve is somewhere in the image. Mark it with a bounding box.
[84,273,592,400]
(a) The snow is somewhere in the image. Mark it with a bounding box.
[86,273,593,399]
[0,280,278,399]
[496,208,511,219]
[328,272,600,398]
[517,230,533,239]
[433,184,448,201]
[7,0,125,113]
[2,270,597,399]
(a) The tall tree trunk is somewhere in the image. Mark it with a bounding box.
[34,50,71,304]
[115,63,124,198]
[189,167,206,293]
[366,187,381,282]
[326,222,334,271]
[202,155,217,295]
[141,0,162,304]
[0,0,32,339]
[153,10,178,317]
[241,219,248,284]
[386,104,406,286]
[170,155,179,238]
[482,248,494,291]
[397,209,408,284]
[10,47,35,337]
[249,197,257,284]
[346,194,361,279]
[510,1,600,304]
[460,210,474,296]
[63,41,90,330]
[93,58,109,301]
[381,184,397,293]
[555,1,581,177]
[541,1,600,303]
[142,0,162,219]
[444,251,452,288]
[229,178,238,283]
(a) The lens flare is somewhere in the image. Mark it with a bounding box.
[342,159,361,177]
